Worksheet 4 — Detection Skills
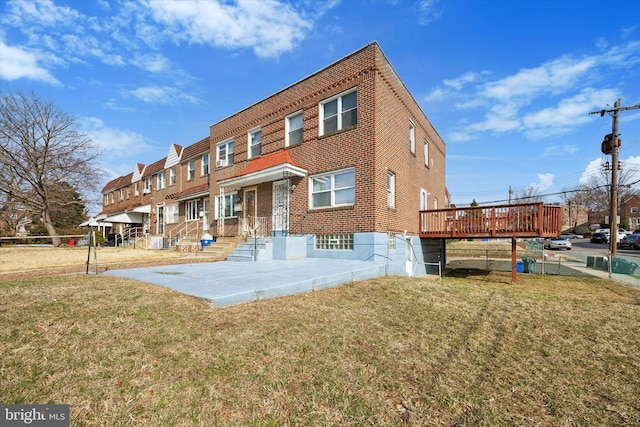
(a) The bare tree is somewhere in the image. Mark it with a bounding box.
[0,91,101,246]
[513,186,545,204]
[573,162,639,214]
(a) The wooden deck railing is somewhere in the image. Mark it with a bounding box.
[419,202,562,239]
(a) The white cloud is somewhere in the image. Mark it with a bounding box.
[0,40,60,84]
[482,55,596,100]
[444,71,486,90]
[416,0,442,25]
[125,85,203,105]
[539,144,580,158]
[142,0,314,58]
[2,0,81,29]
[528,173,554,193]
[523,88,619,139]
[448,131,472,142]
[78,116,154,158]
[436,41,640,141]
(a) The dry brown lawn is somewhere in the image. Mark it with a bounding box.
[0,246,213,278]
[1,258,639,425]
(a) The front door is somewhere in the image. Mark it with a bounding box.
[157,206,164,235]
[272,180,289,234]
[244,187,257,231]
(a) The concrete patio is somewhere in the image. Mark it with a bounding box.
[105,258,387,307]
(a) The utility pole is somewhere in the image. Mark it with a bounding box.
[590,99,640,256]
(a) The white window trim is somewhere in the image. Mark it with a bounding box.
[424,140,429,168]
[185,200,201,221]
[157,172,166,190]
[318,88,357,136]
[188,160,195,180]
[169,167,176,186]
[248,127,262,159]
[216,139,234,167]
[420,188,428,210]
[387,171,395,208]
[165,203,179,224]
[285,111,304,147]
[216,192,239,219]
[309,167,355,209]
[201,154,210,176]
[409,121,415,154]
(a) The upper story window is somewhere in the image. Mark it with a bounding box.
[119,188,124,201]
[201,154,210,176]
[387,171,395,208]
[109,192,114,204]
[216,139,234,167]
[134,182,140,197]
[631,207,638,214]
[144,177,152,194]
[188,160,195,180]
[169,166,176,186]
[103,195,108,206]
[409,121,415,154]
[424,140,429,168]
[157,171,166,190]
[248,128,262,159]
[310,168,355,209]
[319,88,357,136]
[126,186,131,199]
[286,112,303,146]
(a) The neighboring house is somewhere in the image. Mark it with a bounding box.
[95,42,447,275]
[621,195,640,231]
[561,202,589,233]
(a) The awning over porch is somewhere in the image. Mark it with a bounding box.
[166,183,210,201]
[103,211,145,224]
[80,215,112,227]
[218,149,307,190]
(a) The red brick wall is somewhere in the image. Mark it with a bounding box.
[210,42,446,236]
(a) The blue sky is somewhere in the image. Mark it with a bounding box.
[1,0,640,211]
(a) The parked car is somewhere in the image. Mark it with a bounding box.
[619,234,640,249]
[561,232,583,239]
[75,235,90,246]
[544,237,572,250]
[590,232,608,244]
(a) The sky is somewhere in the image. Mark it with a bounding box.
[1,0,640,214]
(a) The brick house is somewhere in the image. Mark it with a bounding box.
[95,42,447,275]
[621,195,640,231]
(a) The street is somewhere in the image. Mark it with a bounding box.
[548,238,640,268]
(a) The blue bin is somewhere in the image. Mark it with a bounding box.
[516,261,524,273]
[200,239,214,250]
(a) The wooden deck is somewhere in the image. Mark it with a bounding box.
[419,202,562,239]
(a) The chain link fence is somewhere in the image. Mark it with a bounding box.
[445,239,640,286]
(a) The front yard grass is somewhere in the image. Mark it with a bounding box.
[1,271,639,425]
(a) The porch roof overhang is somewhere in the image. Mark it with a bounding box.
[104,211,145,224]
[132,204,151,214]
[80,215,112,227]
[166,183,210,201]
[218,150,307,190]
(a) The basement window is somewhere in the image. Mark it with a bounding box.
[315,234,354,250]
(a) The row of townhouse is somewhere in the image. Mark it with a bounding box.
[96,42,449,274]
